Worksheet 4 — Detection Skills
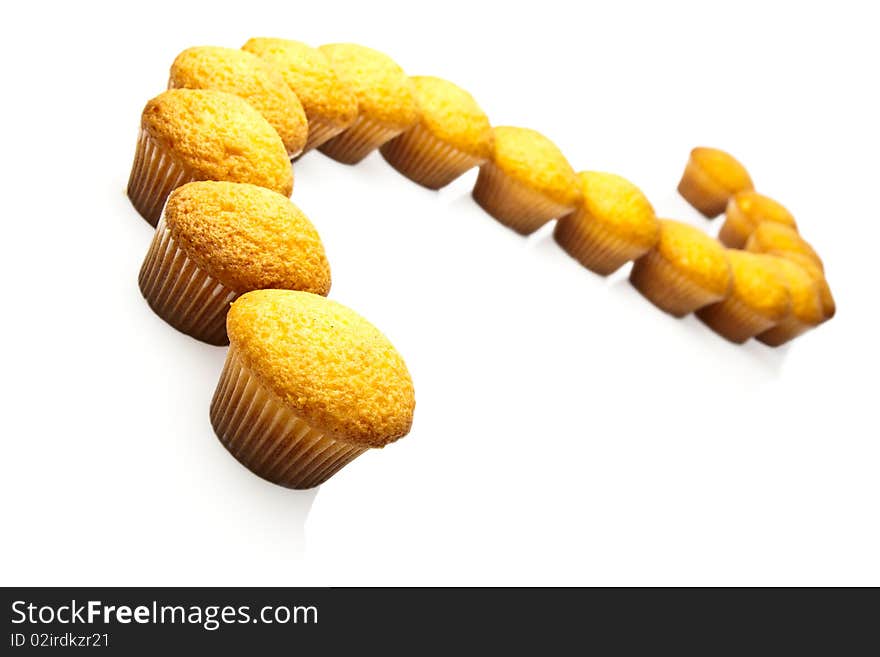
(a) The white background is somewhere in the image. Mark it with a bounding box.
[2,0,878,586]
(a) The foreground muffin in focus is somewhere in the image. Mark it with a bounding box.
[211,290,415,489]
[317,43,419,164]
[380,76,493,189]
[139,181,330,345]
[127,89,293,226]
[473,126,581,235]
[168,46,309,157]
[678,147,754,218]
[630,219,731,316]
[242,38,358,153]
[696,250,791,343]
[755,256,824,346]
[719,190,798,248]
[553,171,658,274]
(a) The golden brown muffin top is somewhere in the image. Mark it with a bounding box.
[490,127,582,208]
[576,171,658,248]
[725,250,791,321]
[745,222,824,271]
[319,43,418,130]
[765,255,825,326]
[168,46,308,156]
[227,290,415,448]
[409,76,493,160]
[780,253,835,321]
[690,147,754,196]
[654,219,731,296]
[727,190,797,230]
[242,38,357,129]
[164,181,330,296]
[141,89,293,196]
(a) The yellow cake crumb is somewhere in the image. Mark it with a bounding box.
[577,171,658,247]
[651,219,731,295]
[141,89,293,196]
[242,38,357,144]
[319,43,418,130]
[490,127,581,208]
[169,46,308,156]
[227,290,415,448]
[164,181,330,295]
[406,76,493,159]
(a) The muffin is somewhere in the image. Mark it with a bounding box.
[678,147,754,218]
[168,46,309,158]
[719,191,798,248]
[318,43,419,164]
[553,171,658,274]
[242,38,358,153]
[139,181,330,345]
[756,256,825,346]
[473,127,581,235]
[211,290,415,489]
[745,222,824,271]
[630,219,731,316]
[379,76,493,189]
[127,89,293,226]
[782,253,835,322]
[696,250,791,343]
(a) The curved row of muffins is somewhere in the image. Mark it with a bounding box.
[675,148,834,344]
[125,39,834,489]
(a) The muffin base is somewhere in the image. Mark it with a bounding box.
[677,159,728,218]
[302,116,350,154]
[210,347,368,489]
[553,210,651,275]
[127,129,199,227]
[318,115,405,165]
[755,317,812,347]
[629,249,726,317]
[472,161,574,235]
[696,296,778,344]
[138,215,238,345]
[380,123,483,190]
